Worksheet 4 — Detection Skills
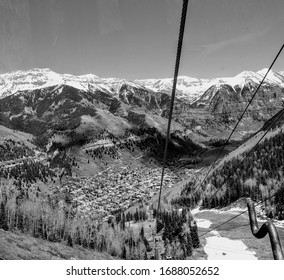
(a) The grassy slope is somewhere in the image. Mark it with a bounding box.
[78,111,131,137]
[0,229,116,260]
[78,108,184,138]
[0,125,35,148]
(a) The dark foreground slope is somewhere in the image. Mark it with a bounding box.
[0,229,116,260]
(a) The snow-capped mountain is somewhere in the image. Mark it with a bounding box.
[1,68,284,104]
[135,76,217,102]
[136,69,284,104]
[0,68,102,98]
[256,68,284,85]
[1,67,284,143]
[0,68,156,100]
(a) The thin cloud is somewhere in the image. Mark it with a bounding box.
[196,29,268,58]
[194,10,284,58]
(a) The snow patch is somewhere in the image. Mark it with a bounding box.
[196,218,212,229]
[204,235,257,260]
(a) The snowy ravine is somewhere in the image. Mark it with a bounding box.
[196,218,257,260]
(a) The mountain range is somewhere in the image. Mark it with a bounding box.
[1,68,284,102]
[0,68,284,144]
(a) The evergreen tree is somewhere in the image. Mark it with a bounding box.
[0,201,8,231]
[190,224,200,248]
[67,234,73,247]
[121,213,126,230]
[186,233,193,256]
[144,251,148,260]
[140,226,144,238]
[121,246,127,259]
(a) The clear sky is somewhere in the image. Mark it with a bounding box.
[0,0,284,80]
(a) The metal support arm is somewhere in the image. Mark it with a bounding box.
[247,198,284,260]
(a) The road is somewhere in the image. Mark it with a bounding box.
[0,155,46,168]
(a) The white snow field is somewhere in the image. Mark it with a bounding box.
[196,217,257,260]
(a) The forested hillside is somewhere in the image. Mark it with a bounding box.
[0,139,35,161]
[173,127,284,220]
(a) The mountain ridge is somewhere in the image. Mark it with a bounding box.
[1,68,284,104]
[1,67,284,145]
